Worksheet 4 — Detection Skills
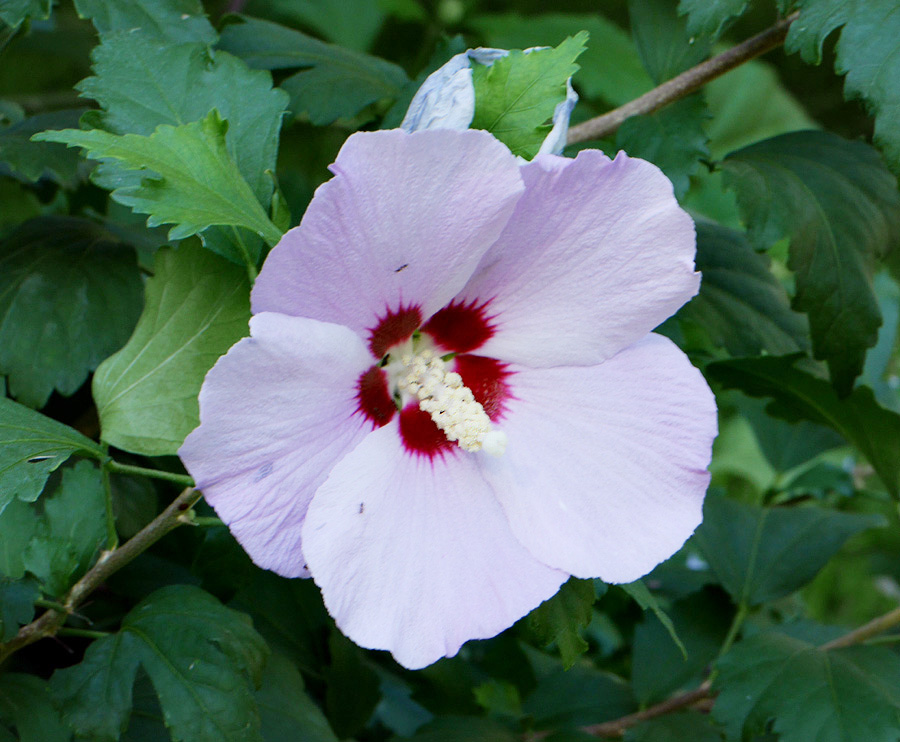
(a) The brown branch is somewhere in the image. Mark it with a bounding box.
[569,599,900,738]
[0,487,201,665]
[566,12,799,145]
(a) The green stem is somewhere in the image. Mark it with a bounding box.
[57,628,111,640]
[34,599,68,612]
[105,460,194,488]
[101,446,118,550]
[718,601,750,659]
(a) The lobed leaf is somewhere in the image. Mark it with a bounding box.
[92,242,250,456]
[73,0,216,43]
[526,577,595,669]
[0,216,143,408]
[714,631,900,742]
[707,354,900,495]
[723,131,900,393]
[678,223,810,356]
[0,109,85,187]
[0,577,38,641]
[35,111,283,249]
[693,496,885,606]
[471,33,587,159]
[786,0,900,173]
[0,395,103,513]
[218,15,409,126]
[0,0,50,27]
[0,674,69,742]
[629,0,709,83]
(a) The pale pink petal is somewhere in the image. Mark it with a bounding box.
[301,424,568,669]
[252,129,524,344]
[179,313,373,578]
[457,150,699,368]
[479,334,716,583]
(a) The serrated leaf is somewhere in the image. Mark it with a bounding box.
[786,0,900,172]
[625,712,724,742]
[0,674,69,742]
[621,580,686,658]
[0,109,85,187]
[92,242,250,456]
[615,95,709,199]
[678,0,749,39]
[724,131,900,392]
[468,13,653,106]
[256,654,338,742]
[0,216,143,408]
[23,460,107,597]
[678,223,810,356]
[256,0,385,52]
[523,666,636,730]
[632,591,729,704]
[471,33,587,159]
[694,496,885,606]
[714,631,900,742]
[52,632,141,742]
[0,0,50,27]
[74,0,215,42]
[218,16,409,126]
[0,396,103,512]
[53,585,268,742]
[629,0,710,83]
[35,111,283,250]
[0,577,38,641]
[526,577,595,669]
[707,354,900,495]
[0,497,38,578]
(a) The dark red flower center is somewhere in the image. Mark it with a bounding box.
[355,301,512,460]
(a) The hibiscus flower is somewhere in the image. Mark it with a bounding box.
[179,127,717,669]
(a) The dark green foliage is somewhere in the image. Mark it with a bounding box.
[628,0,710,83]
[0,216,143,407]
[625,712,724,742]
[694,496,885,606]
[218,16,409,126]
[0,577,37,641]
[714,631,900,742]
[723,131,900,393]
[526,577,595,668]
[0,396,103,511]
[677,0,748,39]
[708,355,900,495]
[0,109,85,187]
[0,674,70,742]
[679,224,810,356]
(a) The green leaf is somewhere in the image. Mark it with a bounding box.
[471,33,587,159]
[678,0,749,39]
[0,674,69,742]
[624,712,724,742]
[523,666,635,730]
[0,109,85,187]
[73,0,216,43]
[55,585,268,742]
[52,632,142,742]
[250,0,385,52]
[621,580,686,658]
[629,0,710,83]
[723,131,900,393]
[35,111,283,249]
[0,0,50,27]
[693,496,885,606]
[468,13,653,106]
[785,0,900,172]
[707,355,900,495]
[324,631,381,739]
[714,631,900,742]
[255,654,338,742]
[632,591,729,704]
[0,216,143,408]
[92,242,250,456]
[526,577,595,669]
[218,16,409,126]
[0,577,38,641]
[23,461,107,596]
[678,223,810,356]
[0,396,103,512]
[615,95,709,199]
[397,717,518,742]
[0,496,38,578]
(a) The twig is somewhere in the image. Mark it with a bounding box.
[567,12,799,145]
[0,487,201,664]
[571,600,900,738]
